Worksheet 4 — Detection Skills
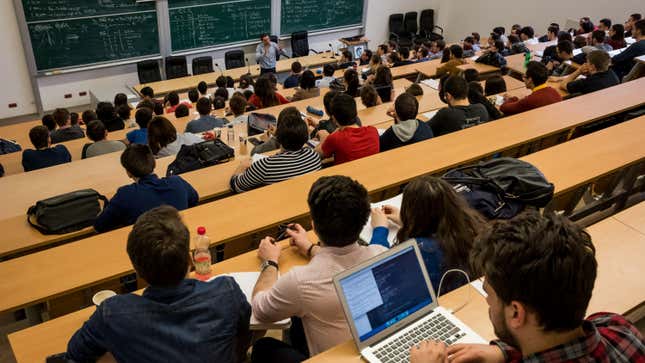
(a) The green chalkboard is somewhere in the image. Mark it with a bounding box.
[22,0,156,22]
[280,0,364,35]
[21,0,159,71]
[169,0,272,52]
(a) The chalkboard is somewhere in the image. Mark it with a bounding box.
[280,0,364,35]
[169,0,272,52]
[21,0,160,71]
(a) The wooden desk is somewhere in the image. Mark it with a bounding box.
[10,199,645,363]
[637,55,645,65]
[0,81,643,317]
[611,202,645,236]
[133,53,338,97]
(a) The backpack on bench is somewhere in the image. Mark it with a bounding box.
[27,189,108,235]
[166,139,235,176]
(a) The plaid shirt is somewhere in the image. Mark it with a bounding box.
[493,313,645,362]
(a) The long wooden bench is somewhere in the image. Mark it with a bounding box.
[0,89,642,320]
[9,198,645,363]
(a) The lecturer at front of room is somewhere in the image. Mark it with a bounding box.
[256,33,281,75]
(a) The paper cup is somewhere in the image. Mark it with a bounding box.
[92,290,117,306]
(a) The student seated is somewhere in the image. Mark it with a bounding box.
[506,34,529,55]
[213,87,229,103]
[95,102,125,132]
[306,91,340,140]
[598,18,612,32]
[475,40,507,68]
[283,61,302,89]
[624,13,642,38]
[216,75,236,99]
[393,47,414,67]
[484,75,507,96]
[337,50,356,69]
[22,125,71,172]
[500,61,562,115]
[607,24,627,50]
[81,121,126,159]
[370,176,484,291]
[429,40,446,59]
[93,145,198,232]
[316,64,336,88]
[41,114,56,131]
[290,70,320,101]
[366,65,394,102]
[436,45,466,78]
[468,82,503,120]
[427,76,490,136]
[236,74,254,93]
[560,50,620,94]
[230,107,322,193]
[519,26,538,44]
[405,83,424,97]
[584,29,614,53]
[612,19,645,80]
[249,76,289,109]
[577,16,595,34]
[117,105,135,128]
[187,89,199,104]
[126,108,153,145]
[359,49,373,66]
[174,104,190,118]
[250,176,388,360]
[316,94,378,164]
[492,26,509,44]
[164,92,192,114]
[342,68,361,97]
[229,94,249,125]
[50,108,85,144]
[197,81,208,96]
[379,93,433,152]
[360,84,382,108]
[185,98,227,133]
[69,206,250,362]
[463,68,480,82]
[148,116,203,158]
[546,40,575,76]
[462,36,479,55]
[538,24,559,43]
[542,31,572,64]
[416,47,431,63]
[409,211,645,363]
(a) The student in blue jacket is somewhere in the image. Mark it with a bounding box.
[94,144,198,233]
[370,176,485,294]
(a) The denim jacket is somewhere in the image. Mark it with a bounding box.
[67,277,251,363]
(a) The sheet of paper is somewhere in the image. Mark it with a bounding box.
[470,278,488,297]
[208,272,291,329]
[608,49,623,57]
[423,110,439,120]
[421,78,440,90]
[535,50,544,57]
[493,95,504,106]
[252,153,268,163]
[572,48,583,57]
[359,194,403,246]
[377,128,386,136]
[625,37,635,44]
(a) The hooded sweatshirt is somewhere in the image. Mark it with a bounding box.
[379,119,434,152]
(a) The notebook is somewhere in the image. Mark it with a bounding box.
[359,194,403,246]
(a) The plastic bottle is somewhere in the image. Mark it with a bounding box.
[227,124,235,144]
[524,51,532,68]
[193,227,212,281]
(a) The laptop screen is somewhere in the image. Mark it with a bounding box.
[338,245,433,342]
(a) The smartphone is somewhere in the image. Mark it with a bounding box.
[248,138,263,146]
[46,353,71,363]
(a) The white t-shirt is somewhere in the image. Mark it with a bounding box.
[156,132,203,158]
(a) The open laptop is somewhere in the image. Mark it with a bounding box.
[333,241,486,363]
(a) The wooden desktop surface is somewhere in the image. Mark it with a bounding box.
[0,92,642,318]
[133,52,338,97]
[9,199,645,363]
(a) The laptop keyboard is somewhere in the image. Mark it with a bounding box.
[373,314,467,363]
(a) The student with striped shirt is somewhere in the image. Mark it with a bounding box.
[230,107,322,193]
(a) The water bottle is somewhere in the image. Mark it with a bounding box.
[524,51,532,69]
[227,125,235,144]
[193,226,212,281]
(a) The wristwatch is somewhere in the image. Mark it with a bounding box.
[261,260,279,272]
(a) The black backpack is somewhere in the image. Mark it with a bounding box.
[27,189,108,235]
[166,139,235,176]
[442,158,554,219]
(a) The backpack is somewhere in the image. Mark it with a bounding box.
[442,158,554,219]
[27,189,108,234]
[0,138,21,155]
[166,139,234,176]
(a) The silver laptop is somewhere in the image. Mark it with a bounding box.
[333,241,486,363]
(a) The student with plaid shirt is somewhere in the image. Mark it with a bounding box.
[409,211,645,363]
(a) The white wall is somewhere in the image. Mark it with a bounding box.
[0,0,36,119]
[434,0,644,42]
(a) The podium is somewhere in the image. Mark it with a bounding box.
[340,37,369,60]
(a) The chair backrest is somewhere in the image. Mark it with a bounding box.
[389,14,405,35]
[137,60,162,84]
[192,56,213,75]
[419,9,434,34]
[165,56,189,80]
[269,35,281,60]
[404,12,418,35]
[291,31,309,58]
[225,50,246,70]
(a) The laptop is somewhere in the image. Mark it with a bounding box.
[333,241,486,363]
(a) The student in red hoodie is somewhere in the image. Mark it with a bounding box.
[500,61,562,116]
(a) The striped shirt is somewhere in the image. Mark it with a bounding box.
[230,148,322,193]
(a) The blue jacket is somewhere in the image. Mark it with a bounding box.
[94,174,199,232]
[370,228,466,294]
[21,145,72,172]
[66,278,252,363]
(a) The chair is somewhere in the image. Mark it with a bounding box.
[269,35,287,60]
[224,50,246,70]
[165,56,189,80]
[136,60,162,84]
[192,56,214,75]
[290,31,319,58]
[418,9,444,42]
[389,14,412,48]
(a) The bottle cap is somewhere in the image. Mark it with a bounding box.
[197,226,206,235]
